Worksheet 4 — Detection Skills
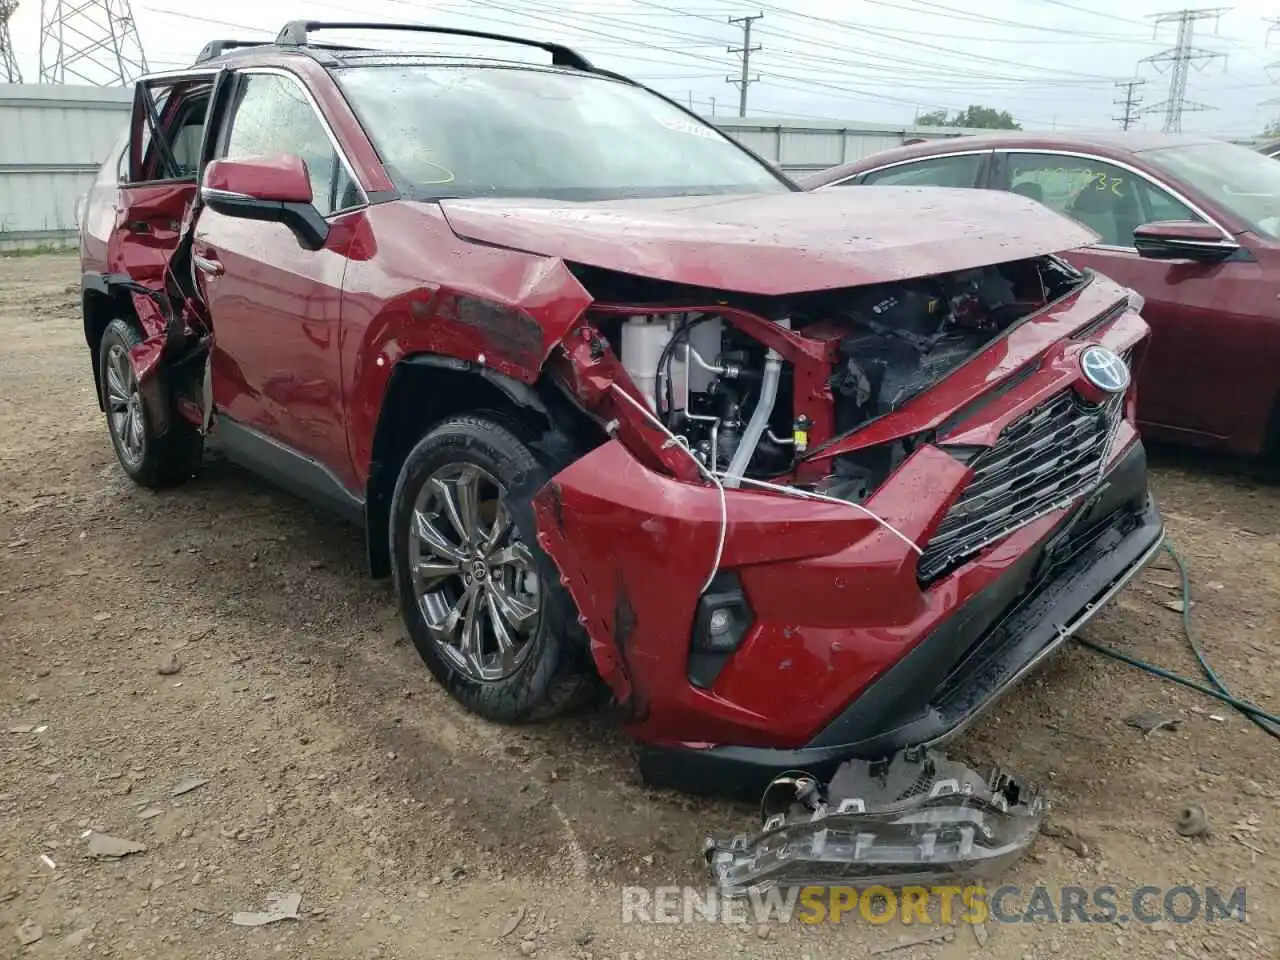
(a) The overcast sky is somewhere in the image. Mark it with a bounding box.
[9,0,1279,135]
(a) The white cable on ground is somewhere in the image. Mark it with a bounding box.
[609,384,727,594]
[719,474,924,556]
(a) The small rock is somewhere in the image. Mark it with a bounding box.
[1241,780,1263,798]
[518,940,537,957]
[16,919,42,946]
[1061,834,1090,857]
[138,807,163,820]
[972,920,989,946]
[756,924,772,940]
[157,654,181,676]
[34,667,51,679]
[1175,803,1210,838]
[92,613,111,623]
[499,906,526,939]
[262,694,277,703]
[87,833,147,860]
[7,723,37,734]
[170,776,209,798]
[24,693,39,704]
[62,926,93,948]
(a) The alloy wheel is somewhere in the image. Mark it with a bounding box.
[409,463,541,682]
[105,343,145,467]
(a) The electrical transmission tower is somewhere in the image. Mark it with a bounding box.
[39,0,149,85]
[1140,7,1228,133]
[1113,78,1146,130]
[1,0,21,82]
[727,12,762,118]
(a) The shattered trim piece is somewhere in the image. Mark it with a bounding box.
[704,749,1044,896]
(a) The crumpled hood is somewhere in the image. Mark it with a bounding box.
[436,187,1098,297]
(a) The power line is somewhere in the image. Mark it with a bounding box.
[726,12,761,117]
[1140,7,1230,133]
[1113,77,1147,129]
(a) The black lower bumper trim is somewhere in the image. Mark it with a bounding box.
[639,441,1163,800]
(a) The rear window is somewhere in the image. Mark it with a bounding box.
[336,64,790,202]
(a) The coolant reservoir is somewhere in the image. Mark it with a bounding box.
[622,315,685,410]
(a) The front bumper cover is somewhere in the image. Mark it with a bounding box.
[640,440,1164,798]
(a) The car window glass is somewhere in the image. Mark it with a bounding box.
[134,84,210,182]
[1006,154,1201,247]
[222,73,357,217]
[860,154,982,187]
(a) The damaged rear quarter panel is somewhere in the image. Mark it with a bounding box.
[339,202,593,487]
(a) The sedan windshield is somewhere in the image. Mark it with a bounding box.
[1145,141,1280,239]
[337,64,790,202]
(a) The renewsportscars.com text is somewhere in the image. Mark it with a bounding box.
[621,884,1248,926]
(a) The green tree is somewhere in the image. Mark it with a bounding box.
[917,105,1022,130]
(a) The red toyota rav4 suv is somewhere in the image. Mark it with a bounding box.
[80,21,1163,795]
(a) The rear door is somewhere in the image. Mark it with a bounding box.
[105,71,218,283]
[989,150,1256,447]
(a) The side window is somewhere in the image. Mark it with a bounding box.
[1005,153,1203,248]
[220,73,360,217]
[860,154,983,188]
[131,83,210,183]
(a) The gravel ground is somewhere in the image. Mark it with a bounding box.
[1,253,1277,960]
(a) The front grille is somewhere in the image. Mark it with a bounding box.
[918,389,1124,584]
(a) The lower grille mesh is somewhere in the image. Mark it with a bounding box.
[918,389,1124,583]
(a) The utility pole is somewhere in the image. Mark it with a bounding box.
[1113,78,1146,130]
[39,0,150,85]
[1263,17,1280,134]
[709,95,716,117]
[727,12,762,118]
[0,0,21,82]
[1140,7,1228,133]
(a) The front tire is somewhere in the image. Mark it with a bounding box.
[389,415,593,723]
[98,319,203,488]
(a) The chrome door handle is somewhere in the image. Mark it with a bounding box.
[193,253,224,277]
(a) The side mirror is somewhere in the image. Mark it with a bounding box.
[1133,220,1237,263]
[200,155,329,250]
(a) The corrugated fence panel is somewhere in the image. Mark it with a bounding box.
[711,118,977,174]
[0,84,131,251]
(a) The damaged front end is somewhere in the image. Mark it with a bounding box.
[705,749,1045,896]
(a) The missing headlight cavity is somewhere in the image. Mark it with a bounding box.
[582,254,1085,498]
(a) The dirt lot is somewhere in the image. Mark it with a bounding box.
[1,253,1277,960]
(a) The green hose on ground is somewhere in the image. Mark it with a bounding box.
[1075,542,1280,741]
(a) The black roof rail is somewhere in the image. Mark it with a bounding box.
[274,20,594,71]
[193,37,371,65]
[194,39,272,64]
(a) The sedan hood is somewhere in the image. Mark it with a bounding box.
[436,188,1098,297]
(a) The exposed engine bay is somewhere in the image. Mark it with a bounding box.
[584,255,1086,497]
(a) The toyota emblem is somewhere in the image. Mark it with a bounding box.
[1079,345,1130,394]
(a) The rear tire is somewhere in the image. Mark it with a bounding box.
[389,414,594,723]
[98,318,203,488]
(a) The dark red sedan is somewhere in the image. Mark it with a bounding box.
[803,134,1280,457]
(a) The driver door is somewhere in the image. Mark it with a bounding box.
[193,68,366,490]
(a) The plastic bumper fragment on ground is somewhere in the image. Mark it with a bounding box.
[704,749,1045,896]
